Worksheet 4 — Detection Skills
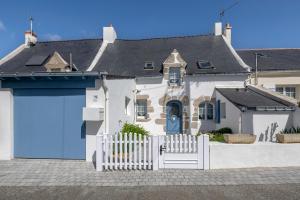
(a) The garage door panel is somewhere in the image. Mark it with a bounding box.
[63,90,86,159]
[14,89,85,159]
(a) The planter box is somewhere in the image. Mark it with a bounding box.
[276,134,300,143]
[224,134,256,144]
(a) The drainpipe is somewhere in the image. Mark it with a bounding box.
[102,74,109,134]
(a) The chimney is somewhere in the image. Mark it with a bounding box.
[224,23,232,44]
[24,31,38,47]
[214,22,222,36]
[24,17,37,47]
[103,24,117,43]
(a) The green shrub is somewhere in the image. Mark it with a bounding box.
[121,122,149,136]
[209,127,232,134]
[282,127,300,134]
[209,134,225,142]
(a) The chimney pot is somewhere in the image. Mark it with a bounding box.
[224,23,232,44]
[24,31,37,47]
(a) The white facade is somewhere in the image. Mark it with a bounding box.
[0,88,14,160]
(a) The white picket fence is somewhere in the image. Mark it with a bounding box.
[96,133,209,171]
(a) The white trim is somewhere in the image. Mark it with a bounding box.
[222,35,251,72]
[0,44,25,66]
[87,41,108,71]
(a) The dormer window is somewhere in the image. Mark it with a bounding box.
[169,67,181,86]
[197,60,214,69]
[144,61,154,70]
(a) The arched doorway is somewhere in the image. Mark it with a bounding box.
[166,100,183,134]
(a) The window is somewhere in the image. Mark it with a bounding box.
[199,102,214,120]
[220,103,226,119]
[125,97,131,115]
[169,67,181,85]
[276,86,296,99]
[144,61,154,70]
[197,60,214,69]
[136,99,147,118]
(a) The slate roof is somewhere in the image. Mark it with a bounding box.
[237,49,300,72]
[0,39,102,73]
[216,87,295,111]
[94,35,249,77]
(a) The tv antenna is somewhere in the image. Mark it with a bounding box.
[29,16,33,34]
[219,1,240,21]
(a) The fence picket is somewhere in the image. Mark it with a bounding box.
[124,134,127,170]
[105,136,108,170]
[138,134,142,169]
[183,134,187,153]
[170,135,173,152]
[179,134,182,152]
[133,133,137,170]
[114,134,118,170]
[119,134,123,169]
[148,137,151,169]
[129,133,132,170]
[188,135,191,153]
[143,136,146,169]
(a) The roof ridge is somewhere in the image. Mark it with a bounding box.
[237,48,300,51]
[38,38,102,44]
[116,33,214,42]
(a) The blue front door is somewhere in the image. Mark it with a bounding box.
[166,101,182,134]
[14,89,86,159]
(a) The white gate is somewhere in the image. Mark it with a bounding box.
[158,134,209,169]
[96,133,209,171]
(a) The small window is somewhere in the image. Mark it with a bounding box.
[197,60,214,69]
[276,86,296,99]
[199,103,206,120]
[136,99,147,118]
[125,97,131,115]
[199,102,214,120]
[169,67,181,86]
[220,103,226,119]
[144,61,154,70]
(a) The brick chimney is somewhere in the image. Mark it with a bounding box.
[214,22,222,36]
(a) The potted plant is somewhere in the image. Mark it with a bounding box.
[277,127,300,143]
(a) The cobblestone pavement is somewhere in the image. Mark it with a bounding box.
[1,159,300,186]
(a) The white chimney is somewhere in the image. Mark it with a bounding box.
[103,24,117,43]
[224,23,232,44]
[214,22,222,36]
[24,31,38,47]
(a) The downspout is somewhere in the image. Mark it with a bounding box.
[102,74,109,134]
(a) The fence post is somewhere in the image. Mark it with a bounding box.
[203,134,210,170]
[96,135,103,172]
[152,136,159,171]
[197,135,203,169]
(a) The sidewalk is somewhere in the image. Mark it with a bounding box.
[0,159,300,186]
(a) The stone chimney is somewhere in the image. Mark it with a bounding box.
[214,22,222,36]
[103,24,117,43]
[24,31,38,47]
[224,23,232,44]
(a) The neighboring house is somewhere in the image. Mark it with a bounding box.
[0,22,298,162]
[237,49,300,102]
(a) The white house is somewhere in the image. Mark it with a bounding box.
[0,22,298,162]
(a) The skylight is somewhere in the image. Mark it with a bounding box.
[25,55,49,66]
[197,60,214,69]
[144,61,154,70]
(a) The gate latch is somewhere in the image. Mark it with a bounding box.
[160,144,166,155]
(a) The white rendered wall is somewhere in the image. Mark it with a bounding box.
[136,75,247,135]
[215,90,242,133]
[136,77,187,135]
[106,78,135,134]
[0,88,14,160]
[252,112,293,142]
[210,142,300,169]
[85,79,106,162]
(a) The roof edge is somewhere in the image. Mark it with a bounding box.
[0,44,25,66]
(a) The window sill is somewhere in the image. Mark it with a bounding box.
[136,118,151,122]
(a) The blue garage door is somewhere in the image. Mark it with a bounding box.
[14,89,86,159]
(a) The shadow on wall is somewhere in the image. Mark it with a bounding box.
[258,122,279,142]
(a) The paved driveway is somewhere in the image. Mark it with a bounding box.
[1,159,300,187]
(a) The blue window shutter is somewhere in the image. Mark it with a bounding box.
[216,100,221,123]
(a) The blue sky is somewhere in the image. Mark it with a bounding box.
[0,0,300,58]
